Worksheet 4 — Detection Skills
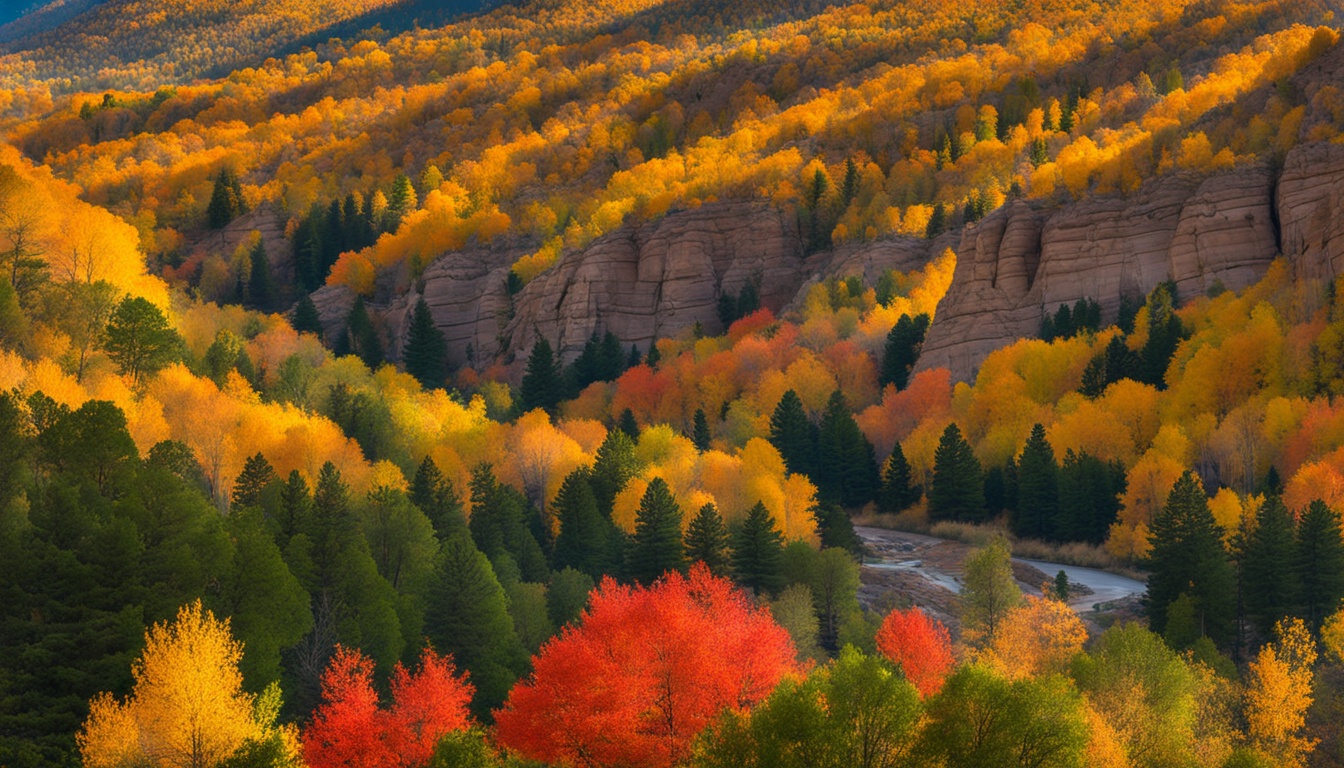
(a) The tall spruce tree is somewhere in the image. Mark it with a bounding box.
[206,168,244,229]
[879,443,918,512]
[342,297,383,369]
[402,297,448,388]
[880,313,930,390]
[247,239,276,311]
[692,408,712,451]
[1297,499,1344,629]
[1055,450,1125,544]
[732,501,786,597]
[231,452,275,510]
[291,294,323,339]
[1243,494,1299,634]
[1013,424,1058,540]
[1140,283,1183,389]
[930,423,985,522]
[590,428,638,519]
[1145,471,1234,644]
[551,467,613,579]
[769,389,817,477]
[626,477,686,585]
[519,337,562,413]
[684,503,731,577]
[467,464,548,582]
[408,456,465,541]
[816,390,881,507]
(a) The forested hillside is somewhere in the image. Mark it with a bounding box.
[4,0,1344,767]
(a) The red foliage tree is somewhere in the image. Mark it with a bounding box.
[494,563,798,768]
[303,646,473,768]
[874,606,956,697]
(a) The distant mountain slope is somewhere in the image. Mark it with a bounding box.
[0,0,104,42]
[0,0,489,93]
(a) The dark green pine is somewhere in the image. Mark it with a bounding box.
[692,408,712,451]
[402,297,449,389]
[1297,499,1344,629]
[879,443,917,512]
[684,503,731,576]
[1012,423,1058,540]
[731,501,785,596]
[1144,471,1234,644]
[769,389,816,477]
[929,423,985,522]
[551,467,613,579]
[409,455,465,541]
[231,452,275,510]
[291,293,324,339]
[519,337,562,413]
[816,390,880,507]
[1242,494,1298,634]
[626,477,686,585]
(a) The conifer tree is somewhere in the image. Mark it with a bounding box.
[246,239,276,311]
[385,173,415,230]
[617,408,639,439]
[552,467,613,579]
[409,456,465,541]
[402,297,448,389]
[732,501,786,597]
[880,313,930,390]
[342,297,383,369]
[1140,283,1182,389]
[1243,494,1299,634]
[1297,499,1344,630]
[815,502,862,554]
[816,391,881,506]
[644,339,661,368]
[930,423,985,522]
[590,428,638,519]
[1013,424,1058,540]
[1055,450,1125,544]
[685,503,731,576]
[1145,471,1233,644]
[692,408,711,451]
[231,452,275,510]
[519,337,562,414]
[879,443,918,512]
[467,464,548,583]
[626,478,686,585]
[291,294,323,339]
[769,389,816,477]
[207,168,245,229]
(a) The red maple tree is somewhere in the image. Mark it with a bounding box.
[494,563,797,768]
[874,606,956,697]
[303,645,473,768]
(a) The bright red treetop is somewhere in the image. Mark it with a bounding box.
[874,606,956,697]
[494,563,798,768]
[303,645,473,768]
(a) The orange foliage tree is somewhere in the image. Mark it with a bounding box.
[494,564,797,768]
[874,607,956,697]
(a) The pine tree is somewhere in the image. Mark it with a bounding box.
[732,501,785,597]
[1145,471,1234,644]
[626,477,686,585]
[1243,494,1298,634]
[929,423,985,522]
[291,294,323,339]
[880,314,929,390]
[617,408,639,439]
[644,339,661,368]
[1013,424,1058,540]
[343,297,383,369]
[840,157,859,209]
[551,467,613,579]
[684,503,731,576]
[467,464,548,583]
[692,408,711,451]
[206,168,244,229]
[815,502,862,554]
[1055,450,1125,544]
[769,389,816,477]
[590,428,638,519]
[1297,499,1344,630]
[409,456,465,541]
[879,443,917,512]
[1140,283,1182,389]
[385,173,416,230]
[816,390,880,507]
[519,337,562,414]
[231,452,275,510]
[403,297,448,389]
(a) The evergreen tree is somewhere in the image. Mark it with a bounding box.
[816,391,881,507]
[551,467,613,579]
[590,428,638,519]
[104,296,181,388]
[425,532,528,717]
[644,339,661,368]
[1145,472,1234,644]
[243,239,275,311]
[929,423,986,522]
[815,502,862,554]
[206,168,244,229]
[519,337,562,413]
[231,452,275,510]
[408,456,465,541]
[1012,424,1058,540]
[385,173,416,230]
[277,469,310,545]
[684,503,731,576]
[1078,356,1108,398]
[342,297,383,369]
[769,389,816,477]
[926,202,947,238]
[1140,283,1183,389]
[617,408,639,439]
[692,408,712,451]
[840,157,860,209]
[880,313,929,390]
[467,464,549,582]
[1243,494,1298,634]
[626,478,686,585]
[291,293,323,339]
[878,443,918,512]
[1055,450,1125,544]
[626,344,642,368]
[402,297,448,389]
[732,501,786,596]
[1296,499,1344,629]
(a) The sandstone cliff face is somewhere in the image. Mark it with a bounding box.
[185,203,292,281]
[502,201,805,362]
[918,162,1283,382]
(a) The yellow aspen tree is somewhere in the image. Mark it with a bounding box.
[1245,618,1319,768]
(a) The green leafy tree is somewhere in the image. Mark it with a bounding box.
[930,423,985,522]
[626,477,686,585]
[1145,471,1234,644]
[1297,499,1344,629]
[769,389,817,478]
[1012,424,1058,540]
[960,536,1022,647]
[546,567,594,629]
[104,296,181,388]
[684,502,731,576]
[732,501,786,597]
[815,503,861,554]
[810,547,861,654]
[403,297,448,388]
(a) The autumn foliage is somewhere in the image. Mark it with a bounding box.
[493,563,797,768]
[874,607,956,697]
[303,646,474,768]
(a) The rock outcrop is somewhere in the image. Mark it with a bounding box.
[502,201,806,361]
[184,202,292,281]
[918,162,1283,382]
